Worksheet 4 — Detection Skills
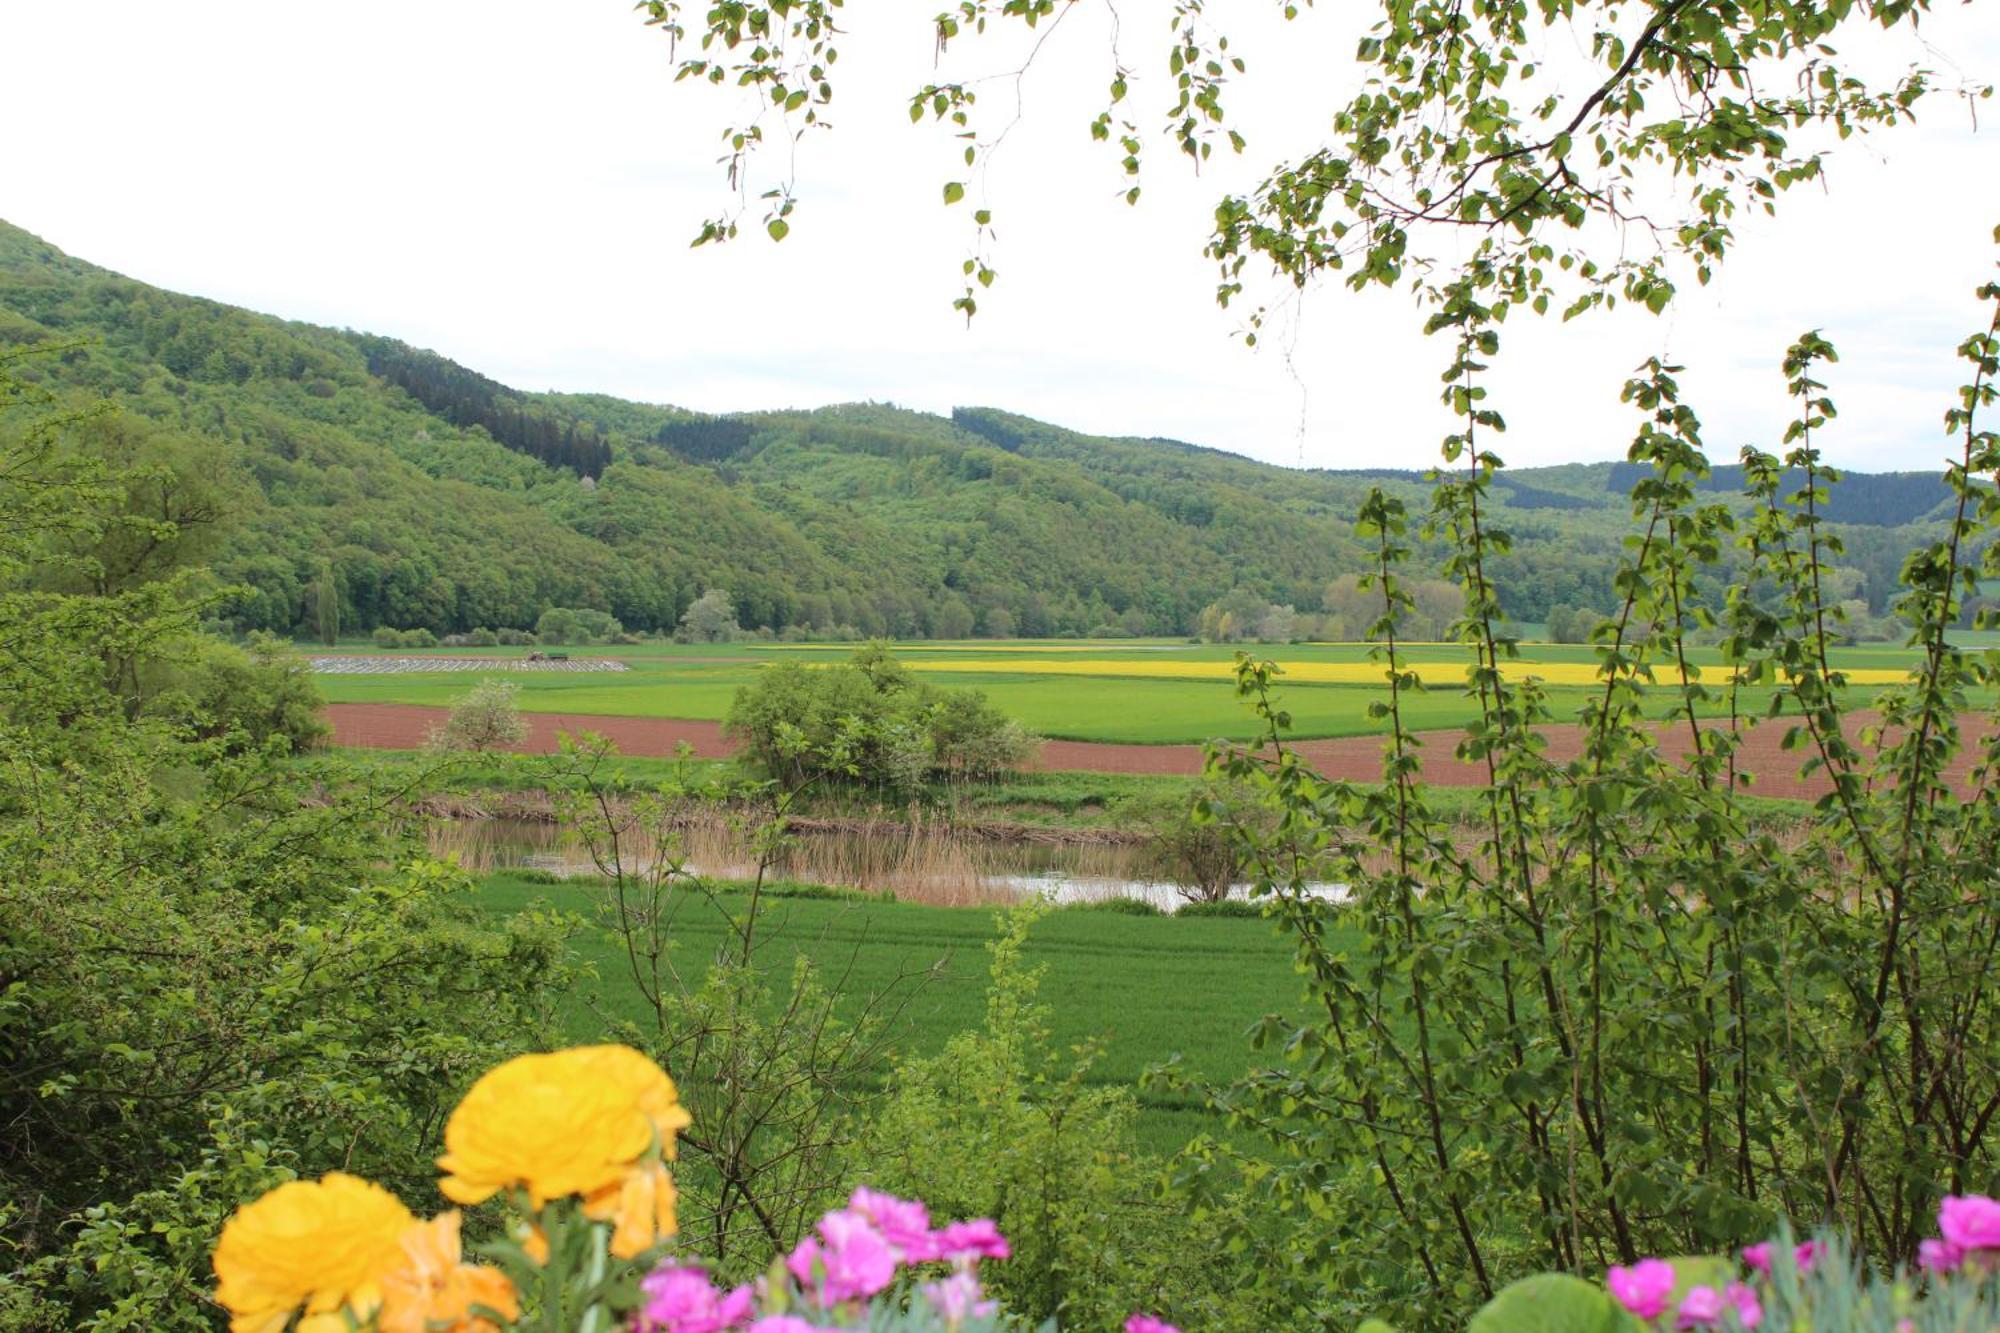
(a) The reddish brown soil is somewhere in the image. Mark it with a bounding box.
[327,704,736,759]
[325,703,1987,802]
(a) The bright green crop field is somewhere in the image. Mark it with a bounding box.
[313,637,1929,744]
[474,871,1306,1155]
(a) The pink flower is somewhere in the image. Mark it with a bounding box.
[1919,1238,1965,1275]
[1742,1240,1820,1277]
[1126,1318,1181,1333]
[748,1320,840,1333]
[1676,1282,1760,1329]
[787,1208,898,1307]
[848,1187,936,1261]
[923,1270,999,1325]
[1938,1195,2000,1252]
[639,1265,755,1333]
[931,1218,1011,1263]
[1725,1282,1763,1329]
[1608,1259,1677,1320]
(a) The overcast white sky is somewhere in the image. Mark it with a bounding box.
[3,2,1996,472]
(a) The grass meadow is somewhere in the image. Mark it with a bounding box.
[312,637,1929,744]
[473,870,1307,1155]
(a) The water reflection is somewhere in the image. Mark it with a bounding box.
[429,816,1337,913]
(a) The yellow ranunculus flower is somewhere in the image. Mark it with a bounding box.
[585,1156,680,1260]
[212,1172,415,1333]
[437,1044,692,1255]
[378,1211,519,1333]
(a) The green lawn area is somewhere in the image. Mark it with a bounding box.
[313,637,1921,745]
[472,871,1307,1155]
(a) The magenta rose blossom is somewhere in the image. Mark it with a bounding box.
[1742,1239,1820,1278]
[923,1270,998,1324]
[1126,1318,1181,1333]
[848,1187,937,1261]
[787,1209,899,1307]
[1608,1259,1677,1319]
[932,1218,1011,1263]
[1938,1195,2000,1252]
[1919,1238,1965,1275]
[1676,1282,1761,1329]
[639,1265,754,1333]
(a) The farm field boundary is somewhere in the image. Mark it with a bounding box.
[310,654,628,673]
[323,702,1989,802]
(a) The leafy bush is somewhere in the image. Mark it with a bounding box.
[0,349,571,1326]
[1173,897,1264,919]
[495,626,536,645]
[425,677,529,753]
[854,907,1267,1329]
[1196,319,2000,1326]
[138,630,329,753]
[535,605,622,645]
[1057,895,1165,916]
[726,643,1036,792]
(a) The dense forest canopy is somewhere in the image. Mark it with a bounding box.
[0,219,1957,639]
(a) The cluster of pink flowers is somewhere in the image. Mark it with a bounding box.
[1915,1193,2000,1277]
[1606,1258,1762,1330]
[1605,1194,2000,1329]
[636,1189,1012,1333]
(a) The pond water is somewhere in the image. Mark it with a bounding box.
[428,815,1335,913]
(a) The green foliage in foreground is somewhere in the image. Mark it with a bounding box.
[1179,319,2000,1329]
[0,347,571,1329]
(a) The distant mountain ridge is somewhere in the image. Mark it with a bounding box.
[0,219,1944,636]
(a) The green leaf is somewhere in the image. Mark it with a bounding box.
[943,181,966,205]
[766,218,790,242]
[1467,1274,1643,1333]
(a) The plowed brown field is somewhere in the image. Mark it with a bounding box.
[325,703,1988,802]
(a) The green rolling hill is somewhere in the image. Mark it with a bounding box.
[0,219,1949,639]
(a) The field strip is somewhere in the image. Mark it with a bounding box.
[309,655,629,673]
[321,703,1986,803]
[898,657,1915,687]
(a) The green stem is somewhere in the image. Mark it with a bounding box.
[577,1221,610,1333]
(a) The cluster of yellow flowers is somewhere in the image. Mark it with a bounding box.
[211,1045,691,1332]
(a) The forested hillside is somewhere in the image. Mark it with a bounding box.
[0,220,1946,637]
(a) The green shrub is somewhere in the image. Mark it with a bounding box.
[534,606,622,645]
[1057,894,1165,916]
[851,907,1273,1330]
[1175,897,1264,919]
[725,643,1035,793]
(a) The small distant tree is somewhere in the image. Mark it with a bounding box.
[678,587,740,642]
[536,607,623,645]
[1544,604,1576,643]
[1255,603,1299,643]
[426,678,529,753]
[310,557,339,645]
[983,606,1016,639]
[932,595,975,641]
